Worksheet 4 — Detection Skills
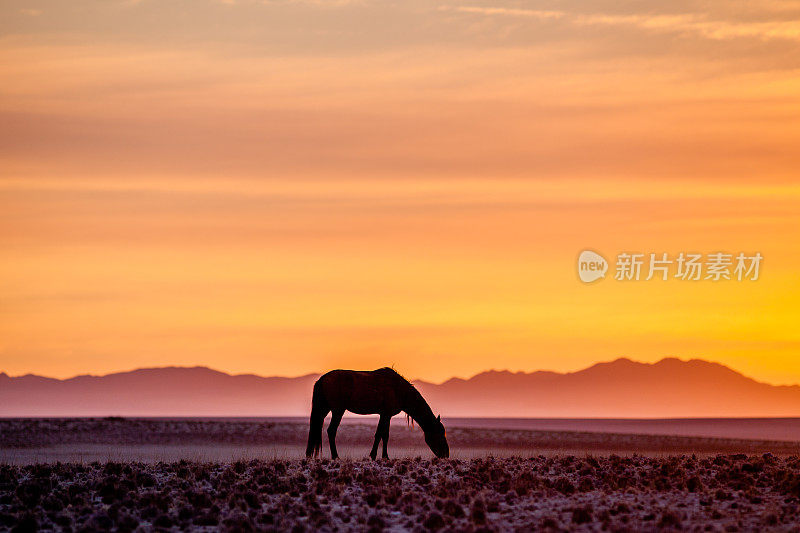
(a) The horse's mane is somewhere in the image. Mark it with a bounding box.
[375,366,426,428]
[376,366,408,380]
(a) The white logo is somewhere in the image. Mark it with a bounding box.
[577,250,762,283]
[578,250,608,283]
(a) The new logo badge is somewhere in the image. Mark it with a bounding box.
[578,250,608,283]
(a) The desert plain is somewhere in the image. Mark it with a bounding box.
[3,418,800,531]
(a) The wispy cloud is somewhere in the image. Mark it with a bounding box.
[439,6,563,20]
[259,0,364,5]
[444,5,800,42]
[19,8,43,16]
[576,13,800,42]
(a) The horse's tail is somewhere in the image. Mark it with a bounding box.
[305,379,328,458]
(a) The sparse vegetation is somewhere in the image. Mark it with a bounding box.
[2,454,800,531]
[3,419,800,530]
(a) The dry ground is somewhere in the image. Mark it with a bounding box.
[3,455,800,531]
[3,419,800,531]
[3,418,800,463]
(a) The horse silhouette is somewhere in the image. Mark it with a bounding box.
[305,368,449,459]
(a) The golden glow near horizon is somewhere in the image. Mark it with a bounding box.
[1,0,799,385]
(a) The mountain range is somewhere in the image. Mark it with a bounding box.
[3,358,800,417]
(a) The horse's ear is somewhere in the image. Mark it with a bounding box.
[437,415,441,422]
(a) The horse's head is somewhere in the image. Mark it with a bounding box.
[424,415,449,458]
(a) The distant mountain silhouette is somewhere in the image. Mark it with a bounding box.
[415,358,800,417]
[3,358,800,417]
[0,367,320,417]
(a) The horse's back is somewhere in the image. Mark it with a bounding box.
[317,368,397,385]
[316,368,402,415]
[316,369,356,398]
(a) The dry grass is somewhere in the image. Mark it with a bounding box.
[3,455,800,531]
[3,419,800,530]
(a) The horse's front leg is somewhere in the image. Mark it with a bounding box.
[381,417,390,459]
[370,414,390,460]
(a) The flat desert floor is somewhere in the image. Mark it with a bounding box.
[2,418,800,531]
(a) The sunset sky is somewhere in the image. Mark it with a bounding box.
[1,0,799,385]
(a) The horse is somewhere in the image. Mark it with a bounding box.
[305,367,449,460]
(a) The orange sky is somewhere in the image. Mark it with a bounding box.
[1,0,799,384]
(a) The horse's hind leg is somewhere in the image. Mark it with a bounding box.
[306,391,330,458]
[306,408,328,458]
[370,414,390,460]
[327,409,345,460]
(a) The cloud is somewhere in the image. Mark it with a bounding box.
[575,13,800,42]
[446,4,800,43]
[19,8,43,16]
[258,0,364,5]
[439,6,563,20]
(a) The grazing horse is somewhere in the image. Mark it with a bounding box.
[305,368,449,460]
